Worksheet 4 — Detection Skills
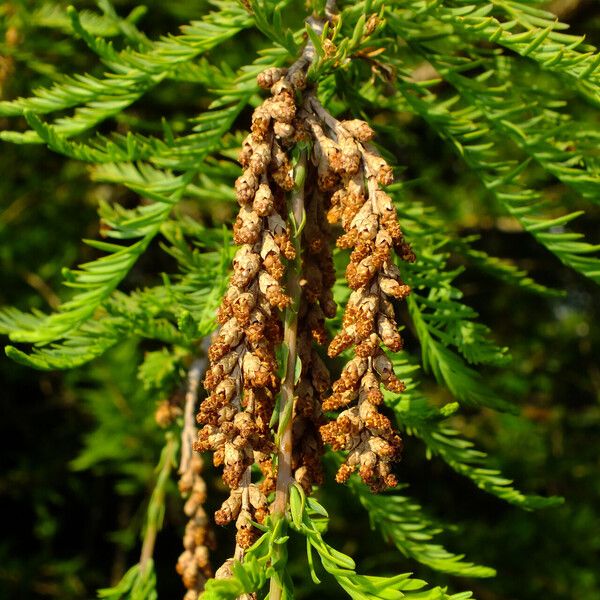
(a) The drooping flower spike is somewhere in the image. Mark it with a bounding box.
[195,59,414,582]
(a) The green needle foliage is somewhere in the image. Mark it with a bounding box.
[0,0,597,598]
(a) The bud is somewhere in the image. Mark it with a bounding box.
[256,67,286,89]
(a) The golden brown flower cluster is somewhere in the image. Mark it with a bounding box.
[195,66,306,562]
[176,454,216,600]
[191,56,414,591]
[292,186,336,492]
[301,96,415,492]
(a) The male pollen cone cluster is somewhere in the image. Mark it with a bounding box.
[193,59,414,583]
[302,96,416,492]
[292,181,337,493]
[177,454,216,600]
[194,65,313,568]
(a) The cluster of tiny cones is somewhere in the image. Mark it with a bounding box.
[303,96,415,492]
[178,61,414,593]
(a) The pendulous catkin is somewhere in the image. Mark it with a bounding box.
[292,184,336,492]
[195,66,307,569]
[192,59,414,584]
[302,95,415,492]
[176,454,216,600]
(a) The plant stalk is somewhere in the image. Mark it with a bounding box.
[179,357,206,476]
[140,432,178,574]
[269,152,306,599]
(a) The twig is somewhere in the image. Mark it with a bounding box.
[179,357,207,476]
[140,433,178,574]
[287,1,337,81]
[268,152,306,600]
[141,357,206,576]
[19,270,61,309]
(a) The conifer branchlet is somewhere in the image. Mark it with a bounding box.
[196,35,414,578]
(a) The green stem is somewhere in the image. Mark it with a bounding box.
[269,152,306,600]
[140,432,178,574]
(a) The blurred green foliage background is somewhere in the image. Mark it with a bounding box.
[1,1,599,599]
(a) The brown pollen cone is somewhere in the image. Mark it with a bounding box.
[303,95,415,492]
[291,183,335,493]
[196,65,307,577]
[176,454,216,599]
